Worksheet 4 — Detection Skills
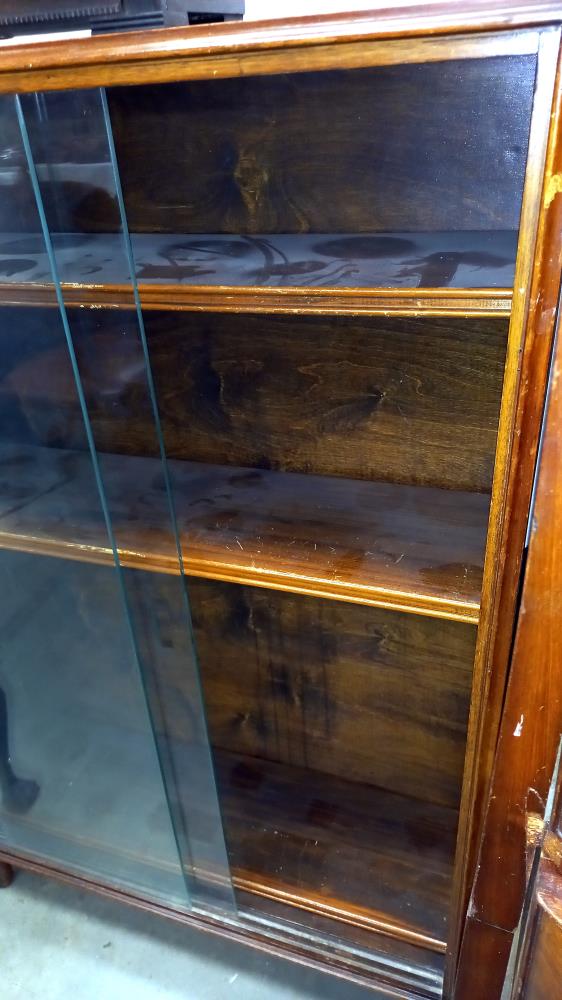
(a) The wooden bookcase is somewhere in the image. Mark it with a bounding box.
[0,6,561,999]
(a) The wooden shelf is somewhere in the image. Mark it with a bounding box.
[217,749,458,953]
[0,230,515,315]
[0,744,458,957]
[0,444,488,621]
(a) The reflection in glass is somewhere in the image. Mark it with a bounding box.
[13,88,235,915]
[0,94,188,906]
[0,552,188,905]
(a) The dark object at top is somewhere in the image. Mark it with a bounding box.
[0,0,244,34]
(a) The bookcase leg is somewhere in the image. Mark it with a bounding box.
[0,862,14,888]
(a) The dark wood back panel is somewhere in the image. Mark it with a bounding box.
[164,577,476,809]
[0,307,508,491]
[0,55,536,235]
[106,55,535,235]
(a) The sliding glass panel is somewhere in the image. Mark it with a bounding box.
[13,87,235,916]
[0,95,188,908]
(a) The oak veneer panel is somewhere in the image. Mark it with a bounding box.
[214,748,458,950]
[106,57,535,235]
[0,307,509,493]
[189,580,476,809]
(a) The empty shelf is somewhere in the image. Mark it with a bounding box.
[217,750,458,952]
[0,230,516,314]
[0,444,488,621]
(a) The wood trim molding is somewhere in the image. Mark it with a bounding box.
[445,26,562,990]
[0,282,513,317]
[454,42,562,999]
[0,9,550,93]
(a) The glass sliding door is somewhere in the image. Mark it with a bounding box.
[0,89,234,916]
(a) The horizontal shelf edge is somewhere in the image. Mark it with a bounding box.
[233,873,447,954]
[0,281,512,317]
[0,531,481,624]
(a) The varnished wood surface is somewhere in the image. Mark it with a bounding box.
[2,308,508,494]
[0,444,489,621]
[515,768,562,999]
[186,580,476,810]
[7,60,533,236]
[0,17,544,95]
[0,7,552,992]
[238,890,444,998]
[0,550,467,973]
[0,282,513,316]
[453,919,514,999]
[449,30,562,992]
[215,749,457,953]
[455,79,562,995]
[516,870,562,999]
[3,49,535,243]
[106,58,534,235]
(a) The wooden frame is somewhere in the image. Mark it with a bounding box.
[0,6,561,998]
[0,8,547,95]
[444,26,562,989]
[455,121,562,994]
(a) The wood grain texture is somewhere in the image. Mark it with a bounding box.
[469,762,562,999]
[144,312,507,492]
[454,919,514,999]
[0,6,555,989]
[0,548,467,968]
[468,34,562,842]
[0,282,513,316]
[0,9,548,95]
[516,874,562,999]
[0,444,489,621]
[187,580,476,810]
[449,31,562,991]
[455,134,562,1000]
[0,308,508,493]
[215,749,457,952]
[235,884,445,994]
[106,60,534,235]
[514,770,562,999]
